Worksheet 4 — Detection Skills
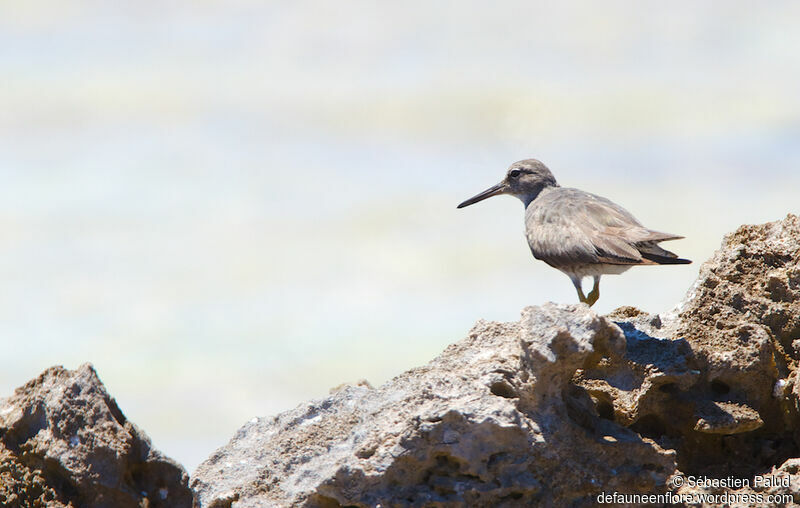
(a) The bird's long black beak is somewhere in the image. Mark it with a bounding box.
[457,182,506,208]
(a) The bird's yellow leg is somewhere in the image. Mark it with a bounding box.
[570,276,589,304]
[585,276,600,307]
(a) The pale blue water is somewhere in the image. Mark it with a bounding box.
[1,1,800,471]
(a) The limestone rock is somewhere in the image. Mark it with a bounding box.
[192,304,677,507]
[678,213,799,429]
[5,215,796,506]
[193,214,800,507]
[609,214,800,504]
[0,364,192,508]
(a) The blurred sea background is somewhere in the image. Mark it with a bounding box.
[2,1,799,471]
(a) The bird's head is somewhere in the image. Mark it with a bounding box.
[457,159,558,209]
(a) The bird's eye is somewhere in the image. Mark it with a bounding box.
[509,169,521,178]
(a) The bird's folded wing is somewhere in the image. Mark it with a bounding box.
[525,188,680,266]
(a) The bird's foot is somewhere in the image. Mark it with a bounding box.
[585,288,599,307]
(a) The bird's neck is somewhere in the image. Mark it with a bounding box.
[517,183,557,208]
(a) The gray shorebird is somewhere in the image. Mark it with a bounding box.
[457,159,691,306]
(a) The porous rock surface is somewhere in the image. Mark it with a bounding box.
[2,215,797,507]
[193,214,800,507]
[598,213,800,503]
[192,304,676,507]
[0,363,192,508]
[605,214,800,469]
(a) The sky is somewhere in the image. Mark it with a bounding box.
[1,1,799,471]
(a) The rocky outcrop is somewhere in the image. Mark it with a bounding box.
[192,214,800,507]
[2,215,798,507]
[192,304,677,507]
[603,214,800,478]
[596,214,800,504]
[0,364,192,508]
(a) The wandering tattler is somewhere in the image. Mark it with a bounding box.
[457,159,691,306]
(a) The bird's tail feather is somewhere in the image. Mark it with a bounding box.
[641,252,692,264]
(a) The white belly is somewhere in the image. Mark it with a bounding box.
[558,263,632,279]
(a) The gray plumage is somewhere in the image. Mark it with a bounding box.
[457,159,690,306]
